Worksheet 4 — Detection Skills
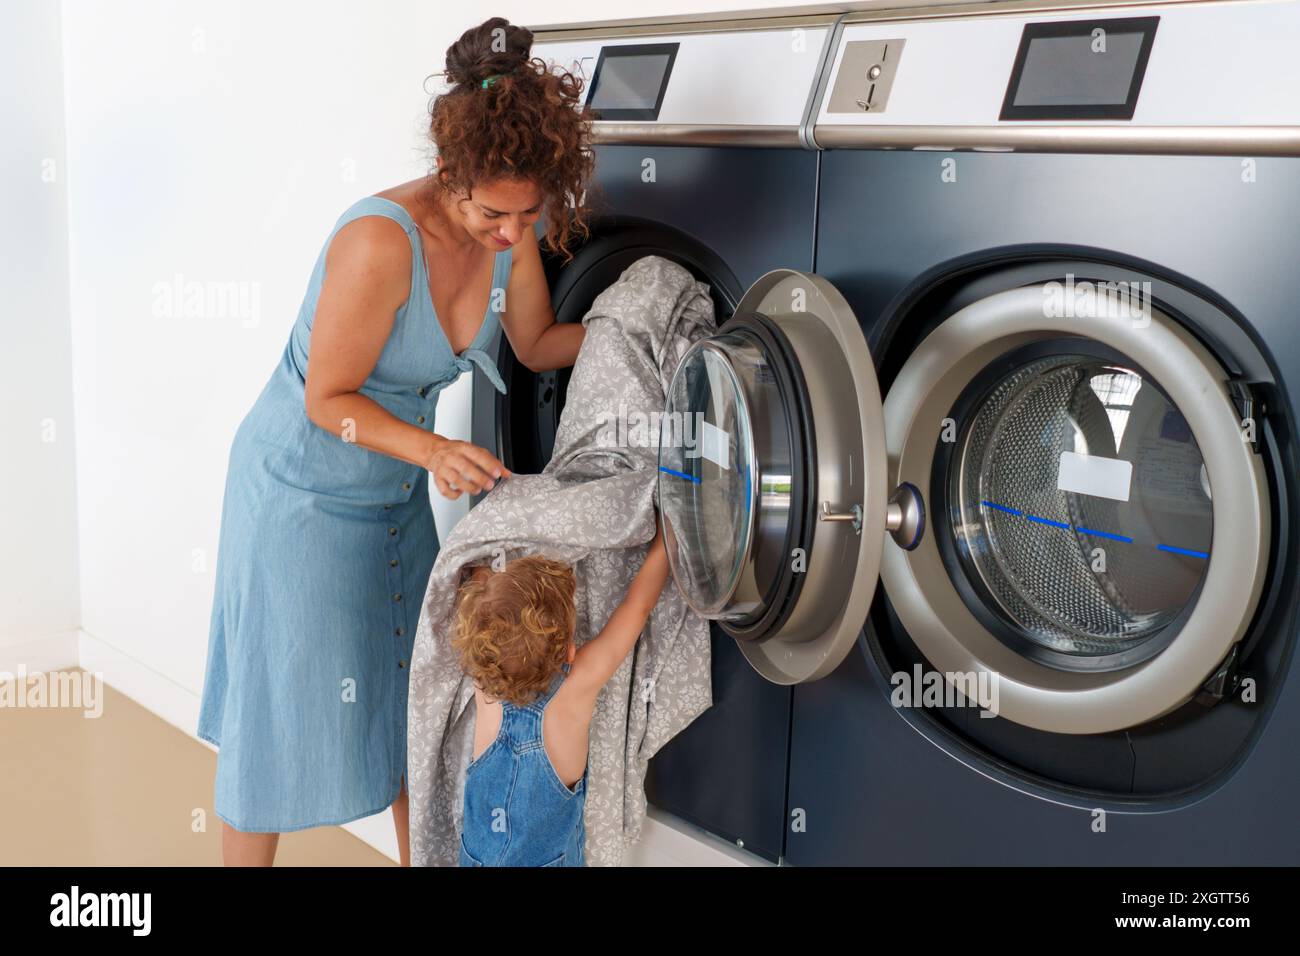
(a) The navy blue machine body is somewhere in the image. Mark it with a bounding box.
[787,149,1300,866]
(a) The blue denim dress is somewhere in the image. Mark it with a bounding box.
[196,196,511,833]
[459,664,589,866]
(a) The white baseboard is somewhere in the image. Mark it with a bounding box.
[341,805,400,862]
[77,629,207,748]
[0,630,81,675]
[624,806,772,866]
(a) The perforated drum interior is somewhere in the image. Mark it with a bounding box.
[950,354,1213,666]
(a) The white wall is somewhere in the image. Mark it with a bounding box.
[0,0,80,669]
[62,0,455,695]
[60,0,800,714]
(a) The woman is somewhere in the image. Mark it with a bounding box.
[196,17,594,866]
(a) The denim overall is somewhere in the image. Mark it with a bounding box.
[459,663,588,866]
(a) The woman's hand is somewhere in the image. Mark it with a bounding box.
[427,436,512,499]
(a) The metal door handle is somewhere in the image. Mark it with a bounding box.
[818,484,926,549]
[819,501,863,534]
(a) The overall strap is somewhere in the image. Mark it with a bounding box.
[534,661,571,710]
[500,663,571,743]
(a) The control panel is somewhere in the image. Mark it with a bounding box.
[815,0,1300,129]
[533,23,831,129]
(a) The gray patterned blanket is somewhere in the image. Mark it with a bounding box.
[406,255,715,866]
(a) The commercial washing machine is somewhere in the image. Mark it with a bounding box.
[478,0,1300,865]
[472,13,840,862]
[787,0,1300,866]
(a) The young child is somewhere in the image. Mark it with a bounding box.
[451,519,670,867]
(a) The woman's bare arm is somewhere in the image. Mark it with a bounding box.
[302,216,507,497]
[497,227,585,372]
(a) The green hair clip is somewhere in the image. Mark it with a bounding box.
[481,74,504,89]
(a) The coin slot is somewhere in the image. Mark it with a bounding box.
[828,38,907,115]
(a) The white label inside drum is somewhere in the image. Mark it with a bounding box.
[700,421,730,470]
[1057,451,1132,502]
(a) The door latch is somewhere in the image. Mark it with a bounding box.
[1227,378,1265,455]
[1195,644,1242,706]
[819,483,926,549]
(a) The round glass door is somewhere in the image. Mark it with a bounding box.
[658,336,760,618]
[659,269,890,685]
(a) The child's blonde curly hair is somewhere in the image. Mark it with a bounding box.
[451,555,577,707]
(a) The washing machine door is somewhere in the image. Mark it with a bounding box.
[880,282,1271,733]
[659,269,901,684]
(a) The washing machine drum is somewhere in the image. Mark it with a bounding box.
[495,218,742,474]
[950,353,1214,668]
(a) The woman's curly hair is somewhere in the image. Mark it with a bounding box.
[452,555,577,707]
[429,17,595,261]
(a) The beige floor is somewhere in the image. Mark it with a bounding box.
[1,669,392,866]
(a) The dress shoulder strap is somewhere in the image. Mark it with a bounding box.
[332,195,420,236]
[315,197,422,318]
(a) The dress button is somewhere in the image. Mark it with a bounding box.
[389,558,398,567]
[402,481,411,491]
[389,527,398,536]
[398,660,407,669]
[393,593,402,602]
[384,504,392,510]
[417,415,426,424]
[395,627,405,637]
[417,387,426,397]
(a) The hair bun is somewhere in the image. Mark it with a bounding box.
[445,16,533,88]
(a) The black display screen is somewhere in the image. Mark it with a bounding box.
[1000,17,1159,121]
[585,43,679,120]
